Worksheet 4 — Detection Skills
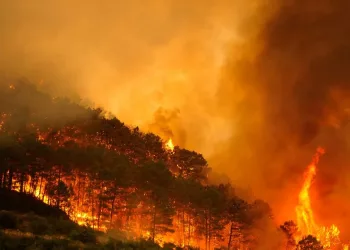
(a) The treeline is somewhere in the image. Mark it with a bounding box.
[0,79,273,249]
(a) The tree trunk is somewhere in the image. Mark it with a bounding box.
[38,176,43,199]
[97,198,102,230]
[7,167,13,190]
[56,167,62,208]
[182,208,186,246]
[0,169,3,188]
[0,171,3,189]
[205,213,208,250]
[126,206,132,231]
[110,195,116,229]
[208,210,211,250]
[76,177,80,206]
[19,172,24,193]
[91,191,95,229]
[152,205,157,242]
[187,213,191,247]
[228,222,234,250]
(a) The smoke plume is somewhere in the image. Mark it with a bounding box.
[214,0,350,239]
[0,0,254,154]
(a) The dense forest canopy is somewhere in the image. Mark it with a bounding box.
[0,79,332,249]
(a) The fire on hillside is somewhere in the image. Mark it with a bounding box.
[292,148,349,250]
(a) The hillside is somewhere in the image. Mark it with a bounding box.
[0,79,273,249]
[0,193,169,250]
[0,189,68,219]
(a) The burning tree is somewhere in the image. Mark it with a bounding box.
[280,220,298,249]
[297,235,324,250]
[279,148,349,250]
[0,81,270,249]
[226,197,250,250]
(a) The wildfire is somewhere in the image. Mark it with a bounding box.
[295,147,348,249]
[165,138,175,151]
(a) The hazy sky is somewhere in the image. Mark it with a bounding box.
[0,0,257,155]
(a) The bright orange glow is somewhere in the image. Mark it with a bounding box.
[165,138,175,151]
[295,147,348,249]
[295,147,324,238]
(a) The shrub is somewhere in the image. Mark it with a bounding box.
[69,227,97,244]
[106,228,128,241]
[29,216,51,235]
[18,212,51,235]
[50,218,76,235]
[0,210,17,229]
[40,238,70,249]
[136,239,160,250]
[163,242,176,250]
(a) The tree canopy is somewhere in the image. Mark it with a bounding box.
[0,80,273,249]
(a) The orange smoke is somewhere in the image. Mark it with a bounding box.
[295,147,348,249]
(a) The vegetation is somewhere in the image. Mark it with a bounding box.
[296,235,324,250]
[0,80,274,249]
[0,209,94,249]
[0,79,328,249]
[280,221,330,250]
[0,208,174,249]
[280,220,298,249]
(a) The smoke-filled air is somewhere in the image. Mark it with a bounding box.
[1,0,350,249]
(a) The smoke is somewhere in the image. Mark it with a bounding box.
[213,0,350,239]
[0,0,256,153]
[2,0,350,240]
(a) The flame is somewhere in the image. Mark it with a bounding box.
[295,147,348,249]
[295,147,324,237]
[165,138,174,151]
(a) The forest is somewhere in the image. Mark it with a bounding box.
[0,79,327,249]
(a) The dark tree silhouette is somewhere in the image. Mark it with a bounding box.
[297,235,324,250]
[280,220,298,249]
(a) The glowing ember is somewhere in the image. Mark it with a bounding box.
[295,147,348,249]
[165,138,175,151]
